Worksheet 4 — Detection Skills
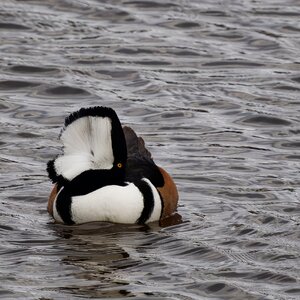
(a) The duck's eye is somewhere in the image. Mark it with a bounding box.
[117,163,122,168]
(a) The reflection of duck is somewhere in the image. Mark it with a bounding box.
[47,106,178,225]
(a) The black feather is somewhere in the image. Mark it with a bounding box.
[64,106,118,128]
[64,168,127,197]
[123,126,164,187]
[46,159,58,183]
[135,180,155,224]
[125,155,164,187]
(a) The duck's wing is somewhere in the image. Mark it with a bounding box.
[123,126,164,187]
[123,126,179,218]
[123,126,152,159]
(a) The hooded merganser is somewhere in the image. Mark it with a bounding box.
[47,106,178,225]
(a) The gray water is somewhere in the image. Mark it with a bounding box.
[1,0,300,299]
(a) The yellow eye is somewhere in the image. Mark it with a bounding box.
[117,163,122,168]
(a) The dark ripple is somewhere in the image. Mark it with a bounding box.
[9,65,58,74]
[170,49,199,56]
[17,132,40,138]
[185,281,260,300]
[203,60,264,67]
[201,10,228,17]
[239,115,291,126]
[43,86,90,96]
[250,271,296,283]
[0,23,30,30]
[96,69,139,80]
[175,21,200,28]
[88,8,130,19]
[208,32,245,40]
[0,290,14,297]
[291,76,300,83]
[124,1,178,8]
[0,224,14,231]
[286,288,300,294]
[253,10,300,17]
[77,59,113,64]
[141,111,192,123]
[0,80,39,89]
[135,60,171,66]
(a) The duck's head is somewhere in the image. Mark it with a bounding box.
[47,106,128,190]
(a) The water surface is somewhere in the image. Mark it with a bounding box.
[1,0,300,299]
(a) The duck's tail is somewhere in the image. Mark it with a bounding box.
[47,107,127,185]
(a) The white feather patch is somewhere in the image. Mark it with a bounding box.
[71,183,145,224]
[55,116,114,180]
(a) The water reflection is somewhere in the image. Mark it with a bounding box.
[49,219,183,298]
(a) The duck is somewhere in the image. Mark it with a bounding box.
[46,106,178,225]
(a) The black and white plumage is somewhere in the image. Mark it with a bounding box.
[47,106,178,225]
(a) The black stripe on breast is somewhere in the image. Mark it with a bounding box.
[135,180,155,224]
[55,187,74,225]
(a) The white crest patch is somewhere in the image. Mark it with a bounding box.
[55,116,114,181]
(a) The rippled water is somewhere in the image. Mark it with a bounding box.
[1,0,300,299]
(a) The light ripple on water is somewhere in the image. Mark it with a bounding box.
[0,0,300,299]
